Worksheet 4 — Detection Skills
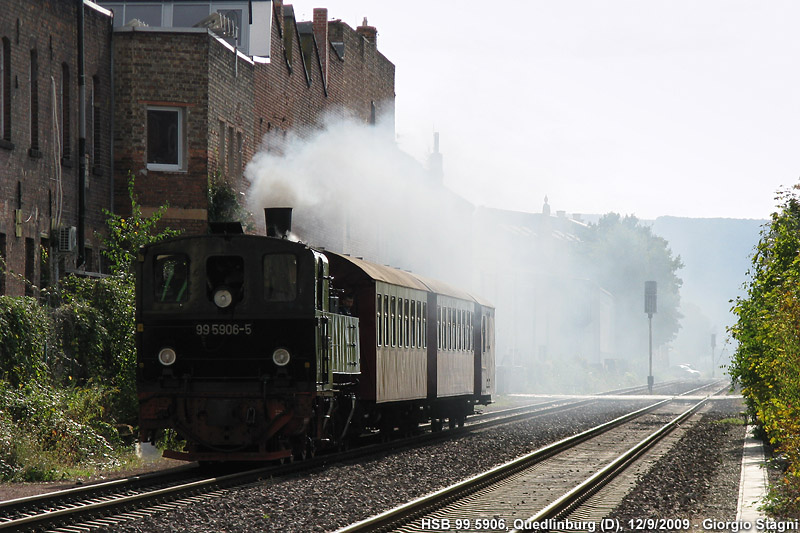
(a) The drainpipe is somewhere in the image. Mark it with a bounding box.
[77,0,86,267]
[109,13,114,218]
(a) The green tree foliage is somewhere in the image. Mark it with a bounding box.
[730,186,800,513]
[100,173,182,275]
[584,214,684,361]
[207,174,253,230]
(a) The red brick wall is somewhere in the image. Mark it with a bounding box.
[256,2,395,145]
[0,0,113,295]
[115,4,396,238]
[113,29,255,235]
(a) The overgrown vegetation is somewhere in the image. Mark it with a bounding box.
[0,174,180,482]
[729,185,800,516]
[208,173,253,230]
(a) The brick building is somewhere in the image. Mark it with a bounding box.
[0,0,114,296]
[104,0,395,234]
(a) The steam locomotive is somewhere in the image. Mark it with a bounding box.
[135,208,495,462]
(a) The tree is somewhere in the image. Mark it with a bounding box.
[584,214,684,362]
[99,173,182,275]
[730,186,800,511]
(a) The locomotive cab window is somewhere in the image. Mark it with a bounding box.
[207,255,244,307]
[263,254,297,301]
[154,254,189,302]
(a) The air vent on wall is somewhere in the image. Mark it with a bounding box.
[59,226,77,252]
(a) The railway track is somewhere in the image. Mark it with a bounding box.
[333,382,730,533]
[0,380,724,531]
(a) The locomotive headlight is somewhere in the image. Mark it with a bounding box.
[158,347,177,366]
[272,348,291,367]
[213,287,233,308]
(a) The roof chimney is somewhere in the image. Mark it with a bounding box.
[313,8,328,84]
[429,132,443,185]
[356,17,377,46]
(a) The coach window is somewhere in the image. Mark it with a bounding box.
[451,308,455,350]
[462,310,467,351]
[442,307,447,350]
[418,302,423,348]
[461,310,466,351]
[263,254,296,301]
[404,299,410,348]
[410,300,416,348]
[154,254,189,302]
[376,294,382,347]
[444,308,450,350]
[383,294,389,346]
[437,306,442,349]
[446,307,451,350]
[467,311,471,350]
[147,106,185,171]
[422,303,427,348]
[391,296,397,347]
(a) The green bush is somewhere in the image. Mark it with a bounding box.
[0,173,181,480]
[0,382,127,481]
[0,296,53,387]
[54,275,137,423]
[730,185,800,515]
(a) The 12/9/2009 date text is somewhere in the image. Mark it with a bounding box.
[628,518,691,530]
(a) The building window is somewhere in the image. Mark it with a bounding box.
[61,63,70,161]
[146,106,185,171]
[92,76,101,165]
[1,38,10,143]
[30,49,39,153]
[120,4,163,27]
[40,239,50,290]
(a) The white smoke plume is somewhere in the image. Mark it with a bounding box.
[244,112,473,287]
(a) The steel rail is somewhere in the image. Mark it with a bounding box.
[333,398,675,533]
[509,397,710,532]
[0,380,723,532]
[334,382,730,533]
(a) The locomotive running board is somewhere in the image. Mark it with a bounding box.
[163,448,292,462]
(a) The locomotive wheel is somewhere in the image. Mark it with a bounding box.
[448,417,456,430]
[432,419,443,432]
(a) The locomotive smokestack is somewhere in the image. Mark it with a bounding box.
[265,207,293,238]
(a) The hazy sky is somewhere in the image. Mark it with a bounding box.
[286,1,800,220]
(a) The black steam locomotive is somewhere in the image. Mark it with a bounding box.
[135,208,495,461]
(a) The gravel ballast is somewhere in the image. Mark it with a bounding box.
[107,397,748,533]
[610,399,748,527]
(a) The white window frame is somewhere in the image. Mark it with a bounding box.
[146,105,186,172]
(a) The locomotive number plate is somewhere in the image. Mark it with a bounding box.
[195,323,253,336]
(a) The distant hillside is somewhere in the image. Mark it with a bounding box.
[650,216,765,370]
